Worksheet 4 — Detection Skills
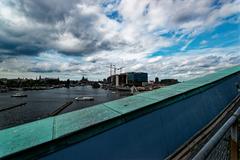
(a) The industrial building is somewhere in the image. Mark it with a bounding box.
[107,72,148,87]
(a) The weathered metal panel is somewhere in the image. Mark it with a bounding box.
[103,95,158,114]
[138,87,183,100]
[54,104,121,138]
[0,117,53,158]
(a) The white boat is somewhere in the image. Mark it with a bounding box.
[11,93,28,98]
[75,96,94,101]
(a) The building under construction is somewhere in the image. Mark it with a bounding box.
[107,72,148,87]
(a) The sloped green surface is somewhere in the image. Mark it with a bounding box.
[104,95,159,114]
[54,104,121,138]
[0,117,54,158]
[138,87,182,100]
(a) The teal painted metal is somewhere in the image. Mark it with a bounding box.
[0,66,239,159]
[137,87,182,100]
[54,104,121,138]
[0,117,54,158]
[104,95,158,114]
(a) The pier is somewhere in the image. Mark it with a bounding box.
[49,101,73,116]
[0,103,27,112]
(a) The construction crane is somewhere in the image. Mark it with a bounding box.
[106,64,125,76]
[106,64,113,76]
[113,65,117,75]
[117,67,124,74]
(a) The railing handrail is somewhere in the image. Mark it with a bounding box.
[192,106,240,160]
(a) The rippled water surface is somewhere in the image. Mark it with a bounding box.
[0,86,130,129]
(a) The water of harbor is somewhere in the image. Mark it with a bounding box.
[0,86,131,129]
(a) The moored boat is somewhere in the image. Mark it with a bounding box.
[11,93,28,98]
[75,96,94,101]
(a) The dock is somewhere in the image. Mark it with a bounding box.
[49,101,73,116]
[0,103,27,112]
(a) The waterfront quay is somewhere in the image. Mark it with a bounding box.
[0,75,180,130]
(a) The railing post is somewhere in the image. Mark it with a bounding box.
[230,120,238,160]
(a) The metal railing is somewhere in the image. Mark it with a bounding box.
[206,131,230,160]
[193,107,240,160]
[166,96,240,160]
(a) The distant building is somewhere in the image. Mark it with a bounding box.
[127,72,148,86]
[80,76,88,83]
[103,78,107,83]
[0,78,8,84]
[160,79,179,85]
[65,79,70,88]
[107,72,148,87]
[107,74,125,86]
[155,77,159,83]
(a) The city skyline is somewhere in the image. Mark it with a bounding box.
[0,0,239,80]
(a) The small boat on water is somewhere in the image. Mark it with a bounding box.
[11,93,28,98]
[75,96,94,101]
[116,86,131,91]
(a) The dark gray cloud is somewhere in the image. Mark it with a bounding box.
[0,34,44,56]
[175,13,201,24]
[0,0,120,56]
[228,56,240,64]
[18,0,78,24]
[28,67,61,73]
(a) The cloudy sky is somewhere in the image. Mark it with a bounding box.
[0,0,239,81]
